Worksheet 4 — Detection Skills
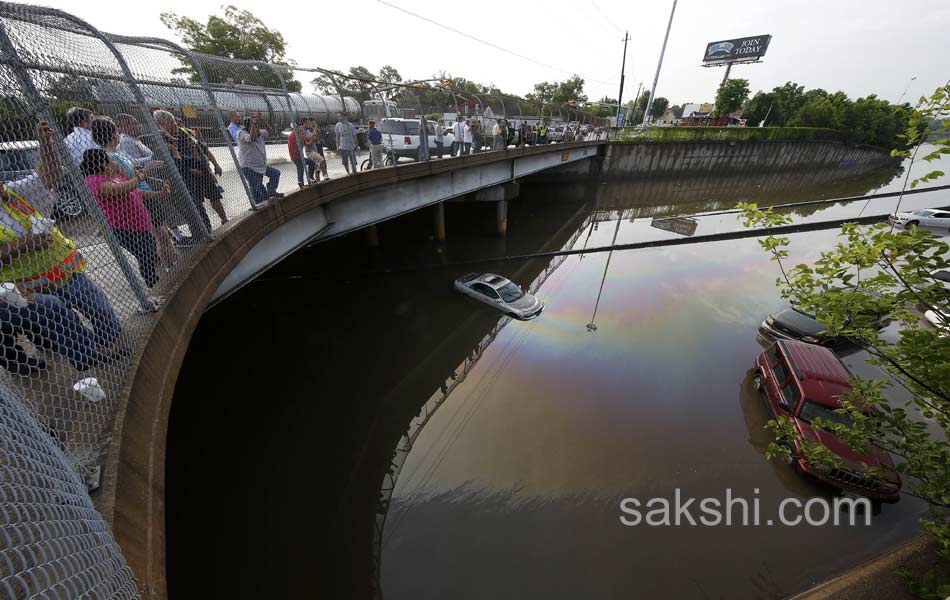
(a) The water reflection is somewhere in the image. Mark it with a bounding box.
[380,226,927,600]
[166,149,948,599]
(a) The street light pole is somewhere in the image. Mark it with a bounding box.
[898,75,917,105]
[616,31,631,126]
[642,0,678,127]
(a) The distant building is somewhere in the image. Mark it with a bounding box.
[681,102,715,118]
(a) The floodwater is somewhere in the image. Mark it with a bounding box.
[166,149,950,599]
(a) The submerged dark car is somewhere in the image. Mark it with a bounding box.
[758,295,890,347]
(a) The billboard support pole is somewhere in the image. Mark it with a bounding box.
[720,62,732,86]
[642,0,677,128]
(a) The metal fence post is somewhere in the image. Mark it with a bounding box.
[0,20,155,311]
[269,64,309,183]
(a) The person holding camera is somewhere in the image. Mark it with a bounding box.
[237,112,282,204]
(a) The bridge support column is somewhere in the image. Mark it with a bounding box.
[433,202,446,241]
[496,200,508,237]
[366,224,380,247]
[474,182,518,238]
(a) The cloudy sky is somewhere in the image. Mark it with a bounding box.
[49,0,949,106]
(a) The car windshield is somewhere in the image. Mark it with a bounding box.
[914,210,933,217]
[798,400,853,428]
[497,282,525,302]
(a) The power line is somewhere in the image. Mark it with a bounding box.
[592,1,624,35]
[376,0,615,86]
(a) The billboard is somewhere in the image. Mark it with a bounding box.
[651,217,699,237]
[702,35,771,65]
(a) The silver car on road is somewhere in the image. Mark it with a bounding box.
[454,273,544,320]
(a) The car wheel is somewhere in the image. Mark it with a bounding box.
[904,220,919,230]
[752,370,763,391]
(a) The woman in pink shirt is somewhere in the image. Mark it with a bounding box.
[80,148,162,287]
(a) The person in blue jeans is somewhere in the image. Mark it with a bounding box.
[236,113,282,204]
[418,115,430,161]
[0,289,102,370]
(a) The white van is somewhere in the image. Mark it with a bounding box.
[377,118,455,160]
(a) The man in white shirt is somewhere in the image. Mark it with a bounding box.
[452,119,465,156]
[334,114,359,174]
[236,112,281,204]
[462,119,473,155]
[62,107,96,167]
[115,113,153,167]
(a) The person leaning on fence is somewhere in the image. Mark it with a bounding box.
[63,107,96,168]
[335,114,359,174]
[115,113,154,167]
[302,119,328,180]
[367,120,384,169]
[91,117,178,271]
[235,112,282,204]
[153,110,228,229]
[289,121,317,187]
[227,111,242,143]
[81,148,162,289]
[0,122,122,372]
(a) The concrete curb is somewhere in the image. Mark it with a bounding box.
[789,534,933,600]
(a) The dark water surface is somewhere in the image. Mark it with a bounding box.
[167,156,950,599]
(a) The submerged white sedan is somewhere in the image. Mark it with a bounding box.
[889,208,950,233]
[454,273,544,320]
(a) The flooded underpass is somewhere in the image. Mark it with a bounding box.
[166,150,950,599]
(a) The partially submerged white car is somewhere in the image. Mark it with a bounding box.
[889,208,950,233]
[454,273,544,320]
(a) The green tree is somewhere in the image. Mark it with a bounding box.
[553,75,587,105]
[742,91,775,126]
[714,78,750,118]
[589,97,618,118]
[378,65,402,86]
[739,82,950,586]
[650,96,670,118]
[161,6,301,91]
[526,81,558,114]
[624,90,650,124]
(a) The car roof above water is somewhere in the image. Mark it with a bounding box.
[778,340,853,408]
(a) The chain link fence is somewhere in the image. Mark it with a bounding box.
[0,1,608,595]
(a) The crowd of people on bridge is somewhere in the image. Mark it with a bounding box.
[0,102,604,377]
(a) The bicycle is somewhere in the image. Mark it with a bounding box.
[360,147,397,171]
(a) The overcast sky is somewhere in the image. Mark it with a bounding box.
[52,0,949,106]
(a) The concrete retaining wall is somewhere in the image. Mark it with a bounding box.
[604,140,898,178]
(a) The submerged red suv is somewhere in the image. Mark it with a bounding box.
[753,340,901,502]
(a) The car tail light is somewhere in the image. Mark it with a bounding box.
[405,136,412,144]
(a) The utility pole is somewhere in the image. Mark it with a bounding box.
[630,81,644,121]
[642,0,678,127]
[616,31,631,126]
